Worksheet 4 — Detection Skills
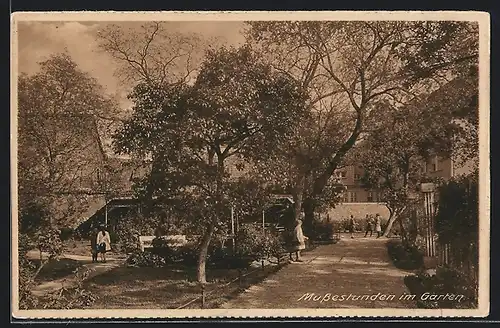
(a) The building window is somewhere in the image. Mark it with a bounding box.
[354,173,360,180]
[367,192,373,202]
[432,156,439,171]
[349,192,357,203]
[335,171,347,178]
[376,192,382,202]
[96,168,102,183]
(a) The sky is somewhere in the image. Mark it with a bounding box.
[16,21,247,110]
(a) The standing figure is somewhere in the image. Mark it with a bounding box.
[374,214,382,238]
[288,216,308,262]
[364,214,374,238]
[96,226,112,263]
[349,215,356,239]
[90,227,99,263]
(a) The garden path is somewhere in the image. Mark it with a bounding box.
[220,234,415,309]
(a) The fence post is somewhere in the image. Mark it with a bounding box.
[201,283,206,309]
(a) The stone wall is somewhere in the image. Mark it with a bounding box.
[324,203,390,221]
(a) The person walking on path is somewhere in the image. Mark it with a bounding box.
[288,215,308,262]
[364,214,374,238]
[348,215,356,239]
[96,226,112,263]
[90,227,99,263]
[375,214,382,238]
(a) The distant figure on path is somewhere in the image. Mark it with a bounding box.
[90,227,99,263]
[375,214,382,238]
[364,214,374,238]
[288,215,308,262]
[348,215,356,238]
[96,226,112,263]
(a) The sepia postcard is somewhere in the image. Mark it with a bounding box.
[11,11,490,319]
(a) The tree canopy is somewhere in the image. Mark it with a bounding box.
[113,45,309,282]
[18,53,119,229]
[245,21,479,229]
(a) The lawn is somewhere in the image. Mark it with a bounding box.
[84,262,287,309]
[62,239,94,256]
[33,258,84,282]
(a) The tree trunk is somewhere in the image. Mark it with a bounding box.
[310,111,363,205]
[197,221,215,284]
[382,211,397,237]
[303,197,315,236]
[398,215,406,243]
[291,173,305,220]
[196,152,223,284]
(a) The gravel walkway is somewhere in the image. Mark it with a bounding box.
[221,235,415,309]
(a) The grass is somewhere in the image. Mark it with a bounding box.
[33,258,84,282]
[62,239,94,256]
[84,261,288,309]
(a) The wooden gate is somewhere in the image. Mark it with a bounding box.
[420,183,437,258]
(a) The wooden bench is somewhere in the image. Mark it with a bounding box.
[138,235,188,252]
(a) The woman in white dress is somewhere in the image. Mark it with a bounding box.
[96,227,112,263]
[288,217,308,262]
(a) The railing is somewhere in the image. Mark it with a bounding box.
[436,242,478,283]
[175,261,287,309]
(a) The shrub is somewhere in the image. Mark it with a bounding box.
[114,229,140,254]
[150,236,174,258]
[39,268,99,309]
[208,245,231,265]
[19,227,65,308]
[148,236,199,265]
[59,227,74,241]
[177,244,199,266]
[199,224,287,269]
[434,172,478,275]
[234,224,265,261]
[404,267,478,308]
[310,220,336,241]
[339,217,365,232]
[108,230,119,244]
[260,231,287,260]
[386,239,423,270]
[235,224,283,259]
[126,250,166,268]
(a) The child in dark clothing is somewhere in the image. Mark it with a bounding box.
[90,228,98,263]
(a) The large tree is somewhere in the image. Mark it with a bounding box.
[96,22,205,87]
[113,45,308,283]
[359,103,432,237]
[245,21,479,231]
[360,70,478,236]
[18,53,119,229]
[17,53,119,307]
